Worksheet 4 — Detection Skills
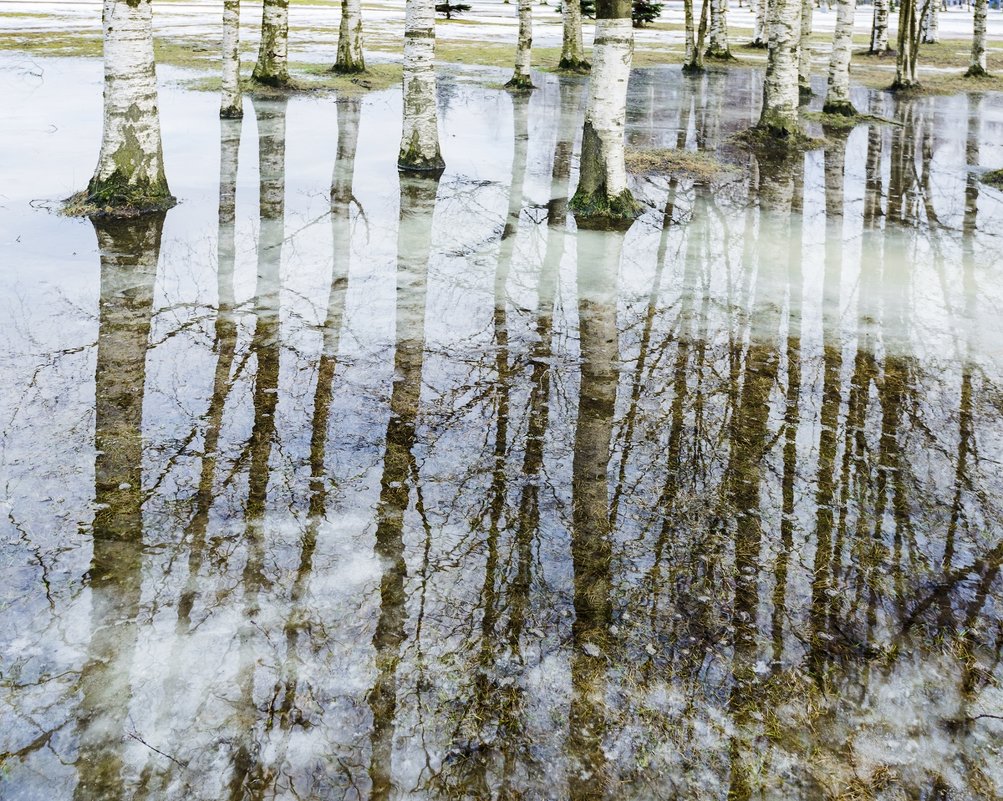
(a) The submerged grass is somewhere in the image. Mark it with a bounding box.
[625,147,740,182]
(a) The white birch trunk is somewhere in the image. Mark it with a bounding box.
[87,0,173,209]
[921,1,939,43]
[966,0,989,76]
[508,0,535,88]
[399,0,444,172]
[751,0,767,46]
[798,0,813,98]
[894,0,919,87]
[221,0,242,118]
[560,0,589,70]
[870,0,889,53]
[706,0,733,58]
[335,0,366,73]
[253,0,289,85]
[823,0,857,114]
[758,0,802,136]
[684,0,709,71]
[571,14,638,225]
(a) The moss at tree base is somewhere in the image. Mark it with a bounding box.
[65,172,177,218]
[965,64,990,78]
[570,188,640,231]
[251,67,291,87]
[704,46,736,61]
[557,57,591,73]
[682,61,705,75]
[981,168,1003,188]
[734,122,822,157]
[332,61,366,75]
[821,99,858,117]
[505,72,536,91]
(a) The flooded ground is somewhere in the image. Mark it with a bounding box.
[3,54,1003,800]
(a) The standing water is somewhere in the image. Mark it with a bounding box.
[2,55,1003,800]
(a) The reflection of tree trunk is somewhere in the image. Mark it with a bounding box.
[227,98,287,801]
[367,175,438,801]
[74,213,164,801]
[567,230,621,801]
[725,165,790,801]
[807,133,847,681]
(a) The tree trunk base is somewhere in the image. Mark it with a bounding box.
[798,83,813,103]
[569,188,640,231]
[704,46,736,61]
[822,99,857,117]
[682,61,705,74]
[889,78,921,92]
[251,67,291,87]
[558,57,591,73]
[746,39,768,49]
[68,175,177,218]
[332,61,367,74]
[965,64,990,78]
[505,72,537,90]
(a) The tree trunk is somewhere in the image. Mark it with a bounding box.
[798,0,813,99]
[253,0,289,85]
[86,0,173,211]
[560,0,589,70]
[507,0,536,88]
[221,0,242,117]
[757,0,803,137]
[399,0,445,172]
[706,0,734,58]
[684,0,710,71]
[966,0,989,76]
[870,0,890,53]
[335,0,366,73]
[921,0,939,43]
[893,0,919,88]
[571,0,638,225]
[823,0,858,115]
[751,0,768,46]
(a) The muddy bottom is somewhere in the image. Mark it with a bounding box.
[2,54,1003,801]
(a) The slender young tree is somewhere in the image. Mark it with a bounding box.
[870,0,890,53]
[750,0,767,47]
[84,0,174,211]
[508,0,536,88]
[560,0,589,71]
[683,0,709,72]
[823,0,858,115]
[755,0,803,137]
[893,0,920,88]
[221,0,242,117]
[570,0,639,225]
[921,1,939,43]
[798,0,813,99]
[335,0,366,73]
[399,0,445,171]
[705,0,734,59]
[966,0,989,77]
[253,0,289,85]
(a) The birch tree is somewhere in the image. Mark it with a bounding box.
[750,0,767,47]
[335,0,366,73]
[870,0,890,54]
[921,2,939,44]
[253,0,289,85]
[399,0,444,171]
[508,0,535,88]
[798,0,813,99]
[570,0,639,225]
[893,0,920,88]
[823,0,857,115]
[706,0,733,59]
[85,0,174,211]
[560,0,589,71]
[756,0,802,138]
[683,0,709,72]
[966,0,989,77]
[221,0,242,117]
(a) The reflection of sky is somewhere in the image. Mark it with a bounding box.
[1,54,1003,800]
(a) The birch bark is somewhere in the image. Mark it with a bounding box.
[798,0,813,99]
[966,0,989,76]
[870,0,889,53]
[87,0,173,210]
[570,1,638,226]
[894,0,920,88]
[335,0,366,73]
[560,0,589,70]
[706,0,734,58]
[751,0,767,46]
[221,0,242,117]
[756,0,802,137]
[253,0,289,85]
[823,0,858,115]
[508,0,536,88]
[921,1,939,43]
[399,0,444,172]
[684,0,709,72]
